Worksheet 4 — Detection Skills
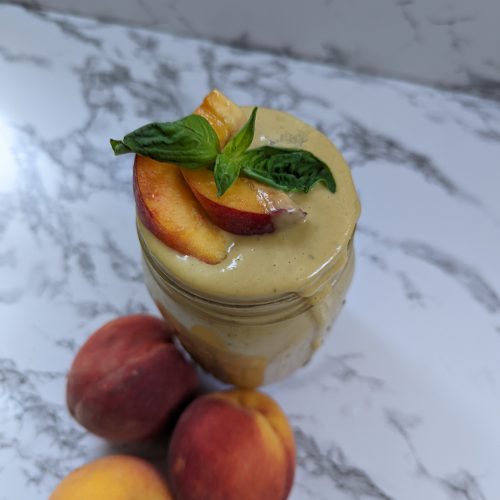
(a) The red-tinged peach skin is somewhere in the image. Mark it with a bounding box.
[134,155,230,264]
[49,455,173,500]
[168,389,296,500]
[67,315,198,442]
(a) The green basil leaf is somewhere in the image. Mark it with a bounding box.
[214,154,242,197]
[212,107,258,196]
[110,114,220,168]
[241,146,336,193]
[223,107,257,156]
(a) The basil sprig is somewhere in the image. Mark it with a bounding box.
[111,108,336,197]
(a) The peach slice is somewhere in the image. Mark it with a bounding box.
[134,155,230,264]
[188,90,306,235]
[183,169,306,235]
[193,89,246,146]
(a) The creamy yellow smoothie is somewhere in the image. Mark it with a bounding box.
[138,107,360,387]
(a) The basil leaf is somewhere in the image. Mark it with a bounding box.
[241,146,336,193]
[213,107,257,196]
[214,154,241,197]
[110,114,220,168]
[223,107,257,156]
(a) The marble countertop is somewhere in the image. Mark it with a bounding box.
[1,4,500,499]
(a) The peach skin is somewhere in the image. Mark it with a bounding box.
[168,389,296,500]
[49,455,173,500]
[67,315,198,442]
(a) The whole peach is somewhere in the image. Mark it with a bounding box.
[67,314,198,442]
[168,389,296,500]
[49,454,172,500]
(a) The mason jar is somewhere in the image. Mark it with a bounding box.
[134,106,360,388]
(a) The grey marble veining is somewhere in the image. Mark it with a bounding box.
[8,0,500,92]
[1,4,500,499]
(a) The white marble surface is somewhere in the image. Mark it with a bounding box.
[9,0,500,92]
[1,4,500,499]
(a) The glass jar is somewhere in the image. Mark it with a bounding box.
[139,225,356,388]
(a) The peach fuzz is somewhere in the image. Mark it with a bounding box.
[168,389,296,500]
[67,314,198,442]
[49,455,173,500]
